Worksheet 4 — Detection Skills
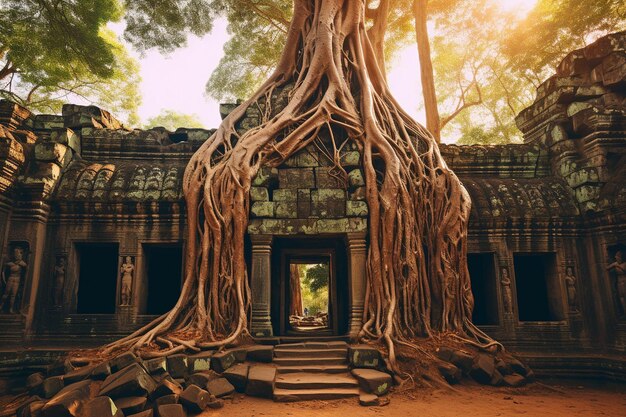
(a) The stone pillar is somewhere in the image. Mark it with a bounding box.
[347,232,367,340]
[250,234,273,337]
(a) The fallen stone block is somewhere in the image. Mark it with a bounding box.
[470,353,495,385]
[151,378,183,399]
[26,372,44,394]
[207,378,235,398]
[127,410,154,417]
[185,370,219,389]
[490,369,504,386]
[42,376,64,399]
[438,362,462,384]
[16,396,45,417]
[246,345,274,363]
[180,385,210,413]
[114,396,148,415]
[187,352,212,373]
[40,386,90,417]
[503,373,527,387]
[348,345,381,369]
[207,395,225,409]
[90,361,112,380]
[55,380,91,398]
[110,352,138,373]
[351,369,392,395]
[210,350,237,373]
[99,363,157,398]
[155,394,179,407]
[82,396,123,417]
[359,393,380,406]
[223,363,249,392]
[157,404,186,417]
[144,358,167,375]
[246,366,276,398]
[166,354,189,379]
[435,347,473,374]
[64,364,95,384]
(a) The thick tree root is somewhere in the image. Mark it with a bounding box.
[98,0,507,379]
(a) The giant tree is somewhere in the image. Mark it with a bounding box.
[104,0,498,373]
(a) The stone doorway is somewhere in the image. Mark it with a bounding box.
[271,238,349,337]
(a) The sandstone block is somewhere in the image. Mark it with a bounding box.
[114,396,147,415]
[251,201,275,218]
[273,189,298,202]
[246,366,275,398]
[40,386,89,417]
[346,200,368,216]
[349,186,366,200]
[315,167,345,188]
[83,397,124,417]
[470,353,495,384]
[180,385,210,412]
[185,370,219,389]
[351,369,392,395]
[359,393,380,406]
[503,373,527,387]
[90,361,112,380]
[246,345,274,362]
[127,410,154,417]
[99,363,157,398]
[207,378,235,398]
[42,376,64,399]
[110,352,138,373]
[166,354,188,379]
[223,363,249,392]
[348,169,365,187]
[211,351,237,373]
[283,148,319,167]
[187,352,212,373]
[26,372,44,394]
[143,358,167,375]
[279,168,314,188]
[250,187,269,201]
[438,362,462,384]
[155,394,179,407]
[151,378,183,399]
[349,345,381,369]
[341,150,360,166]
[275,202,298,218]
[156,404,186,417]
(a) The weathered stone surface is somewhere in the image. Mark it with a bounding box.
[154,394,179,407]
[99,363,157,398]
[207,396,225,409]
[470,354,495,384]
[166,354,189,379]
[40,385,89,417]
[435,347,473,374]
[250,187,269,201]
[127,410,154,417]
[185,370,219,389]
[348,169,365,187]
[346,200,368,216]
[17,398,46,417]
[156,404,186,417]
[143,358,167,375]
[55,380,91,399]
[35,142,71,167]
[351,369,392,395]
[311,188,346,217]
[359,393,381,406]
[246,345,274,362]
[283,148,319,167]
[315,167,345,188]
[114,396,147,415]
[187,352,212,373]
[251,167,277,187]
[349,345,381,369]
[42,376,64,399]
[151,378,183,399]
[63,364,95,384]
[250,201,275,218]
[90,362,112,380]
[279,168,315,188]
[341,150,360,166]
[503,373,527,387]
[349,186,366,200]
[207,378,235,398]
[246,366,276,398]
[180,385,210,412]
[223,363,249,392]
[211,351,237,373]
[273,189,297,202]
[83,397,123,417]
[438,362,462,384]
[275,201,298,218]
[110,352,138,373]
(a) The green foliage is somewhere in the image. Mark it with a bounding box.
[504,0,626,84]
[0,0,141,125]
[303,263,329,294]
[299,263,329,315]
[144,110,205,131]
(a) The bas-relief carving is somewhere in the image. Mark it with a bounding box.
[127,167,147,199]
[52,256,66,307]
[564,266,579,313]
[500,267,513,315]
[119,256,135,306]
[92,165,114,199]
[0,244,28,314]
[607,248,626,317]
[144,167,164,200]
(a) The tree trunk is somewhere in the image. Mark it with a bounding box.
[103,0,494,370]
[289,264,304,317]
[413,0,441,143]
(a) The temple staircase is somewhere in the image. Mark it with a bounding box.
[272,341,360,401]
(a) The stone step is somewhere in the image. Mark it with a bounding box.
[273,356,347,366]
[277,341,348,350]
[274,387,359,402]
[274,348,347,358]
[275,372,358,390]
[276,364,349,374]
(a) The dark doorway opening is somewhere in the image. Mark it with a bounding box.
[468,253,499,325]
[514,253,563,321]
[76,243,118,314]
[144,245,183,315]
[271,237,348,336]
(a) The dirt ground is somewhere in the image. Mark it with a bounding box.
[202,378,626,417]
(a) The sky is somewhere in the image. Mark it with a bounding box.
[120,0,538,132]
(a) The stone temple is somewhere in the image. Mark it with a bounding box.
[0,31,624,392]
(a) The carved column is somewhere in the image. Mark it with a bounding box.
[250,234,273,337]
[347,232,367,340]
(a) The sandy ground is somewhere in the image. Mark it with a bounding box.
[200,379,626,417]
